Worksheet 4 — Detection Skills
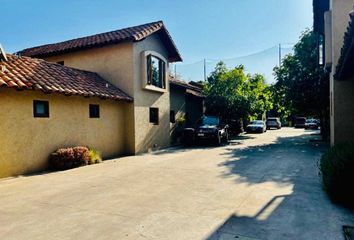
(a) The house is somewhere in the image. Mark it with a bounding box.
[169,77,204,143]
[0,21,185,178]
[0,54,132,178]
[313,0,354,145]
[18,21,182,154]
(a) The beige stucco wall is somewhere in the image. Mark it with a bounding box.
[44,33,174,153]
[133,34,171,153]
[43,43,136,153]
[0,88,128,178]
[329,0,354,145]
[170,86,187,143]
[170,86,187,120]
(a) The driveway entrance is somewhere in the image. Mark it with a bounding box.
[0,128,353,239]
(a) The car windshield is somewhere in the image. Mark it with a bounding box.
[201,116,219,125]
[306,119,317,123]
[267,119,277,122]
[251,120,264,125]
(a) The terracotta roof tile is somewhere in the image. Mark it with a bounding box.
[169,77,204,98]
[0,54,133,101]
[18,21,182,62]
[170,77,203,92]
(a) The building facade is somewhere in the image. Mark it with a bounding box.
[314,0,354,145]
[0,55,132,178]
[19,21,182,154]
[169,78,204,143]
[0,21,201,178]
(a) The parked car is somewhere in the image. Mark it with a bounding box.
[266,117,281,130]
[294,117,307,128]
[183,116,229,146]
[246,120,267,133]
[305,119,320,129]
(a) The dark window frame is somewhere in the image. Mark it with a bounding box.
[89,104,100,118]
[146,54,166,89]
[149,107,159,125]
[170,110,176,123]
[33,100,49,118]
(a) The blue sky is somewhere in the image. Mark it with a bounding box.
[1,0,313,83]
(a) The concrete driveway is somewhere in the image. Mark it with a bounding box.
[0,128,353,240]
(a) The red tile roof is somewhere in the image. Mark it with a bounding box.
[18,21,182,62]
[0,54,133,101]
[169,77,204,97]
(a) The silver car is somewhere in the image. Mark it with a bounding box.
[246,120,267,133]
[266,117,281,130]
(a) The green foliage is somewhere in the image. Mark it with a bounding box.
[320,142,354,208]
[88,149,102,165]
[272,29,329,132]
[203,62,272,121]
[176,115,186,126]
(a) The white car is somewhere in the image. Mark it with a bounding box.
[246,120,267,133]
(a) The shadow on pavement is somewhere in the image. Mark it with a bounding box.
[206,133,354,240]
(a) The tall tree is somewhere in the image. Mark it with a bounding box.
[272,29,329,137]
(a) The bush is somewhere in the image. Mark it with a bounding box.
[49,146,90,170]
[320,142,354,208]
[88,149,102,165]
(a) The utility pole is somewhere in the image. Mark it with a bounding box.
[279,43,282,67]
[174,64,177,78]
[203,59,206,81]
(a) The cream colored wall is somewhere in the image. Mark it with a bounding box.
[330,0,354,145]
[44,43,134,96]
[0,88,128,178]
[133,34,171,153]
[43,34,174,153]
[43,44,136,153]
[170,86,187,143]
[170,86,186,120]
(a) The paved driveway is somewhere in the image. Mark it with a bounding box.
[0,128,353,240]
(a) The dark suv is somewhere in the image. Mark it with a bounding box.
[183,116,229,146]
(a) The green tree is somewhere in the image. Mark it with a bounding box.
[204,62,272,122]
[272,29,329,137]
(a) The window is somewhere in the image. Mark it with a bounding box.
[170,110,175,123]
[57,61,64,65]
[89,104,100,118]
[147,54,166,89]
[149,107,159,125]
[33,100,49,118]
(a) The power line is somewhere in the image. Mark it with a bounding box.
[173,43,295,83]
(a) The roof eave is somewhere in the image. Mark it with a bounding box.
[313,0,330,34]
[335,10,354,81]
[19,38,134,58]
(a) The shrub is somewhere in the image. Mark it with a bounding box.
[49,146,90,170]
[88,149,102,165]
[320,142,354,208]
